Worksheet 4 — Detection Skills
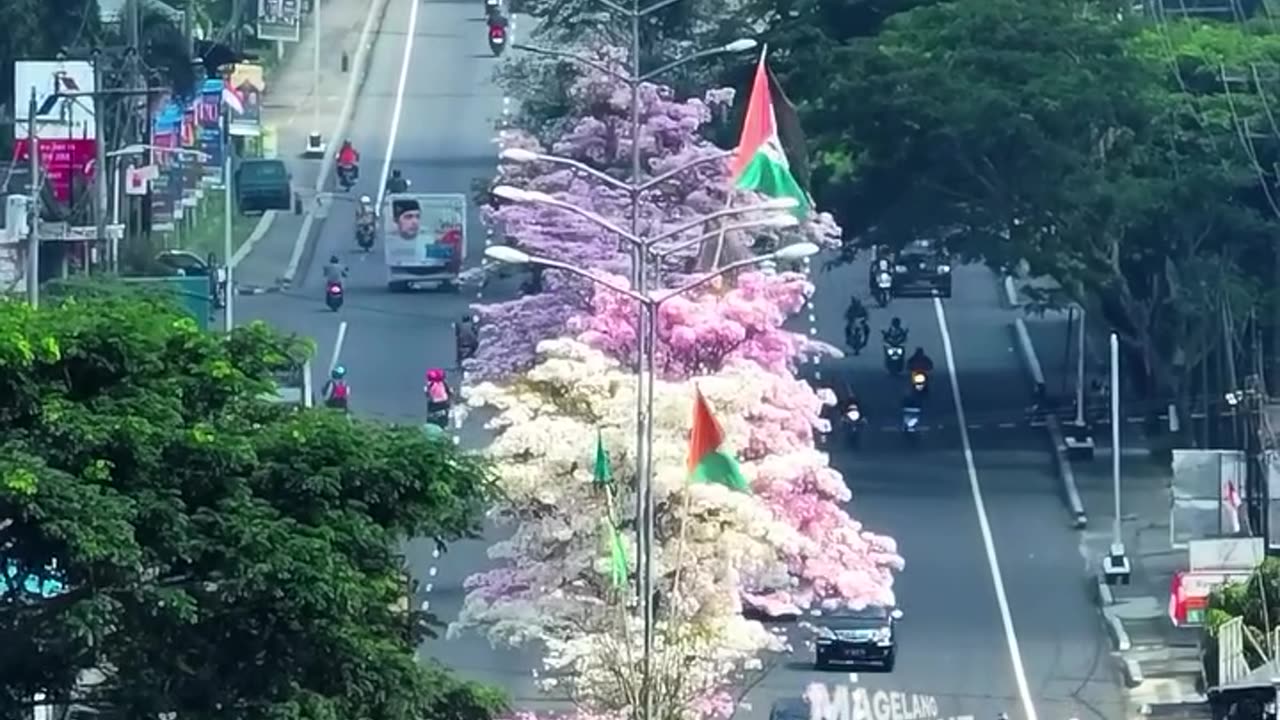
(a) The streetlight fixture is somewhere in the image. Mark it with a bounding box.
[499,147,734,194]
[486,241,820,720]
[492,184,797,249]
[506,6,760,717]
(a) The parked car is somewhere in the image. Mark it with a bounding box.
[813,604,903,671]
[235,158,292,213]
[153,249,225,308]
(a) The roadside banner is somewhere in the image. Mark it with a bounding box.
[228,64,265,137]
[257,0,302,41]
[12,60,98,203]
[197,79,224,183]
[150,101,182,232]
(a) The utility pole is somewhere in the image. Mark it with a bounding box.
[1102,332,1131,585]
[222,111,234,332]
[92,54,110,273]
[26,88,40,307]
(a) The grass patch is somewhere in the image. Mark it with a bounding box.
[165,191,263,264]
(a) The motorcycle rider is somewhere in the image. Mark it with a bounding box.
[907,346,934,374]
[844,305,870,356]
[336,140,360,181]
[882,317,908,346]
[454,315,478,366]
[424,368,452,425]
[323,255,348,286]
[355,195,376,244]
[386,169,409,194]
[323,365,350,410]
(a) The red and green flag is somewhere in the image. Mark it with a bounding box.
[687,389,750,493]
[728,49,810,217]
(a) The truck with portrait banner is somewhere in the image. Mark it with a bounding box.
[381,193,466,291]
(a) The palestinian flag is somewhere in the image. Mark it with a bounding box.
[687,389,750,493]
[728,48,810,217]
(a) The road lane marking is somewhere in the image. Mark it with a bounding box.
[375,0,420,207]
[932,296,1038,720]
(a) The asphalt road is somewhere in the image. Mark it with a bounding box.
[737,261,1127,720]
[233,0,1127,716]
[235,0,546,705]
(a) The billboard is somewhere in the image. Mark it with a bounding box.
[13,60,96,140]
[382,194,466,274]
[196,79,224,183]
[228,64,265,137]
[12,60,98,203]
[257,0,302,42]
[150,101,183,232]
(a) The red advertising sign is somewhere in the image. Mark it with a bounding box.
[11,138,97,204]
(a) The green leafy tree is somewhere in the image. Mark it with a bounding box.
[787,0,1278,416]
[0,286,505,720]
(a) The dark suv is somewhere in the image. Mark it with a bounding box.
[813,604,902,671]
[891,238,951,298]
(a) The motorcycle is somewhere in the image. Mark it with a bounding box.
[902,405,921,444]
[337,163,357,191]
[356,220,375,251]
[910,369,928,395]
[326,281,344,311]
[489,26,506,56]
[873,269,893,307]
[426,403,451,429]
[884,343,905,374]
[842,402,864,448]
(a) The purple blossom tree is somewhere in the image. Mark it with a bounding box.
[468,46,839,381]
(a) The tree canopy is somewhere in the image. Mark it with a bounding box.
[0,285,506,720]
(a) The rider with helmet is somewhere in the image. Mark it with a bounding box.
[424,368,452,427]
[336,140,360,186]
[386,169,409,194]
[323,365,350,410]
[882,317,908,346]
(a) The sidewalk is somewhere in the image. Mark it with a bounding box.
[1012,275,1210,718]
[232,0,386,290]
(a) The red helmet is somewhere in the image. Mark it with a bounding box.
[425,368,445,382]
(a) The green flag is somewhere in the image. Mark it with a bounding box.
[605,521,628,588]
[593,430,612,487]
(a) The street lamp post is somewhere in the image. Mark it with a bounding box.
[509,38,756,670]
[485,241,818,720]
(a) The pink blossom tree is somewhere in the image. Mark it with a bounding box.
[468,47,839,381]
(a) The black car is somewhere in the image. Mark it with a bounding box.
[892,238,952,298]
[769,698,813,720]
[813,605,902,671]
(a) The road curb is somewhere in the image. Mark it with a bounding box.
[1012,318,1089,527]
[281,0,391,286]
[237,284,282,295]
[229,210,278,269]
[1120,654,1146,688]
[1095,577,1132,652]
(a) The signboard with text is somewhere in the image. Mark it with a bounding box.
[257,0,302,41]
[197,79,224,183]
[150,102,182,231]
[11,138,96,204]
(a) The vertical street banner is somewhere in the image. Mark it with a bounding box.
[197,79,224,183]
[150,101,182,232]
[180,100,202,197]
[11,60,98,204]
[228,64,265,137]
[257,0,302,42]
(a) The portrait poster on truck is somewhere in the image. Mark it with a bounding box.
[382,193,467,290]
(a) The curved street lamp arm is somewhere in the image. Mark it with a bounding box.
[648,218,786,259]
[637,149,733,192]
[526,153,632,192]
[538,197,641,246]
[655,252,782,304]
[526,254,651,305]
[645,203,788,245]
[513,43,634,85]
[639,45,726,83]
